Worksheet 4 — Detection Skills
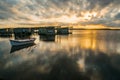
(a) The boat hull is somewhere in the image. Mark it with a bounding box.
[10,38,35,46]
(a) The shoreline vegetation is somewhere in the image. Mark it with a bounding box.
[0,24,120,30]
[0,28,120,30]
[0,25,120,30]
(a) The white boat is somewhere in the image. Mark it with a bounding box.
[10,38,36,46]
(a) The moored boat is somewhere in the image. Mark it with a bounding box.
[10,38,36,46]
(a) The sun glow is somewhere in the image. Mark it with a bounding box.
[58,15,80,23]
[38,15,82,24]
[81,11,98,20]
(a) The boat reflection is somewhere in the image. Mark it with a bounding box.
[39,35,55,42]
[10,43,35,53]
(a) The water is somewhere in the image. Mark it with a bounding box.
[0,30,120,80]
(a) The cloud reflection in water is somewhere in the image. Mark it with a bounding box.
[0,30,120,80]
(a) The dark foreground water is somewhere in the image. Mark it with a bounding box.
[0,30,120,80]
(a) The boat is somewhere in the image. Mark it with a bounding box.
[10,38,36,46]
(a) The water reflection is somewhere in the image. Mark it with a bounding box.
[1,49,120,80]
[58,30,120,54]
[40,35,55,42]
[0,34,12,38]
[84,50,120,80]
[47,54,89,80]
[0,30,120,80]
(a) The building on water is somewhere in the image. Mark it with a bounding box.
[38,27,55,35]
[0,28,13,37]
[56,27,71,35]
[13,28,32,39]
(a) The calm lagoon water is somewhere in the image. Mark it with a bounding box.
[0,30,120,80]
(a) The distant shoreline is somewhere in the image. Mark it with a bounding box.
[70,28,120,30]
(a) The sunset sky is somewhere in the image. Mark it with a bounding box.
[0,0,120,27]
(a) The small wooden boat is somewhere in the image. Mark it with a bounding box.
[10,38,36,46]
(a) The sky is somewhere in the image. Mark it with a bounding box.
[0,0,120,27]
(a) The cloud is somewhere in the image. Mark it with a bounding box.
[115,13,120,20]
[0,0,119,27]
